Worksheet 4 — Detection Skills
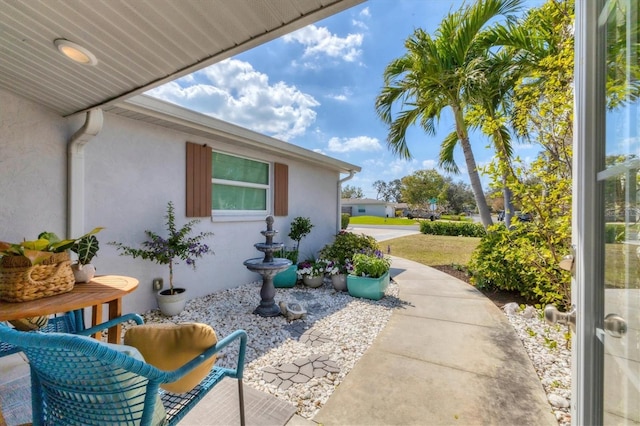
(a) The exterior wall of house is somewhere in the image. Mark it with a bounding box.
[0,89,342,314]
[342,203,387,217]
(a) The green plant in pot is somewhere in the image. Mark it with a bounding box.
[287,216,314,262]
[346,249,392,301]
[70,233,101,283]
[110,201,213,316]
[273,217,314,288]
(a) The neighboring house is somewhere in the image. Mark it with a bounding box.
[0,1,362,315]
[341,198,396,218]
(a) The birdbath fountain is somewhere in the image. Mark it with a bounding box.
[243,216,292,317]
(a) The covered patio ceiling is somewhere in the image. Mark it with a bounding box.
[0,0,364,117]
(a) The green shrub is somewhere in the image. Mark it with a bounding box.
[319,231,379,265]
[605,223,626,243]
[341,213,350,230]
[420,221,485,237]
[467,223,571,309]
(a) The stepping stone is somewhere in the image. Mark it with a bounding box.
[299,329,332,347]
[262,355,341,389]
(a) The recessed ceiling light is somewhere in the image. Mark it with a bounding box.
[54,39,97,66]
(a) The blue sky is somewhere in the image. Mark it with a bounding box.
[147,0,544,199]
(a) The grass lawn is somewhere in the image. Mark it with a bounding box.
[348,216,418,225]
[384,233,480,266]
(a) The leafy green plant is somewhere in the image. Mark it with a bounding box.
[420,221,486,237]
[319,231,379,267]
[341,213,350,230]
[110,201,213,293]
[71,235,100,265]
[276,247,299,264]
[288,217,313,255]
[350,250,391,278]
[0,228,103,266]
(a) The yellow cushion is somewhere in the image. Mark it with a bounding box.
[124,323,218,394]
[9,315,49,331]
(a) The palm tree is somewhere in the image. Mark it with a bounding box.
[375,0,523,228]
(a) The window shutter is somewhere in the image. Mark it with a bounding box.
[186,142,212,217]
[274,163,288,216]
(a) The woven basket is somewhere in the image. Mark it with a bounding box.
[0,252,75,302]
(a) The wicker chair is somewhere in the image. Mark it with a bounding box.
[0,314,247,426]
[0,310,83,358]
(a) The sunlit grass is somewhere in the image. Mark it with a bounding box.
[348,215,418,225]
[384,234,480,266]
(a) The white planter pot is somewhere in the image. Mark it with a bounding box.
[156,288,187,316]
[71,263,96,283]
[302,275,324,288]
[331,273,347,291]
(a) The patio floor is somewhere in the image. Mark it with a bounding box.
[0,352,298,426]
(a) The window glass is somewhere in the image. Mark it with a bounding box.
[212,152,268,184]
[212,184,266,211]
[211,152,269,214]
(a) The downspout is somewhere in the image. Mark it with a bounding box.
[67,108,104,238]
[337,170,356,233]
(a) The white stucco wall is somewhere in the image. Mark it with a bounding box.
[1,89,342,315]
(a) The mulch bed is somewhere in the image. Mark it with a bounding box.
[431,264,534,309]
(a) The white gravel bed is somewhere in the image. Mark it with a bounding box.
[135,281,571,424]
[503,303,572,426]
[138,278,404,419]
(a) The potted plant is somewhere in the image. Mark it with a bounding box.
[273,247,299,288]
[70,232,101,283]
[347,249,391,300]
[0,227,103,301]
[274,217,313,288]
[323,259,352,291]
[296,259,325,288]
[110,201,213,316]
[319,231,378,291]
[288,216,313,258]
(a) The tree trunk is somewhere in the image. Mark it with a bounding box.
[458,137,493,228]
[452,106,493,228]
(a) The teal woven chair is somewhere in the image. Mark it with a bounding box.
[0,314,247,426]
[0,310,82,358]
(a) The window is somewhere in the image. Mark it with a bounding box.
[185,142,288,218]
[212,152,269,214]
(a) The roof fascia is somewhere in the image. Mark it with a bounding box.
[116,95,361,174]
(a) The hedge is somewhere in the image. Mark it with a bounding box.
[420,221,486,237]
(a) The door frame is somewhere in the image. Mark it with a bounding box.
[574,1,606,424]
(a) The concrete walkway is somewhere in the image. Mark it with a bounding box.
[311,256,557,426]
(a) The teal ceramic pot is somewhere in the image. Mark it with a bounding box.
[274,265,298,288]
[347,271,390,300]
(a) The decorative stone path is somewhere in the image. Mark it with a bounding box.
[262,354,341,390]
[299,329,332,347]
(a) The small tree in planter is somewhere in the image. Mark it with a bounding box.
[287,216,314,263]
[110,201,213,316]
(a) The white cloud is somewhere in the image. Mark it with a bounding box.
[360,7,371,18]
[146,59,319,141]
[421,159,437,169]
[283,25,363,63]
[327,136,382,153]
[325,87,352,102]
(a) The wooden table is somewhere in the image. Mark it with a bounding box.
[0,275,138,343]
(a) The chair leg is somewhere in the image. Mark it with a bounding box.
[238,379,245,426]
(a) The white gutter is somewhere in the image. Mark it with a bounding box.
[337,171,356,233]
[67,108,103,238]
